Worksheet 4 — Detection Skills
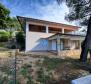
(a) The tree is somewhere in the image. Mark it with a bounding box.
[0,3,21,30]
[0,3,10,29]
[11,17,21,31]
[57,0,91,62]
[6,17,15,38]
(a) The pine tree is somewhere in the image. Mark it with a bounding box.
[57,0,91,62]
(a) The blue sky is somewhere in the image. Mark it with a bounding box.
[0,0,76,25]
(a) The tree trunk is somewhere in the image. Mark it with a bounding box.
[80,16,91,62]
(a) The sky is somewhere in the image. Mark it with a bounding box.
[0,0,76,25]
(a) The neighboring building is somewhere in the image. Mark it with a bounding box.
[17,16,85,56]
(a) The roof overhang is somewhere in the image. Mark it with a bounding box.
[47,33,85,41]
[17,16,80,32]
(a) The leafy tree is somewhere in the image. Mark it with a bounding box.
[0,3,10,29]
[6,17,15,38]
[0,3,21,31]
[57,0,91,62]
[11,17,21,31]
[7,17,21,30]
[7,17,21,39]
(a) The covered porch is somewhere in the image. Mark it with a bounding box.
[47,33,85,57]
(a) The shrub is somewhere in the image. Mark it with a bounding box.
[0,31,10,42]
[16,31,25,50]
[0,43,4,47]
[11,44,16,49]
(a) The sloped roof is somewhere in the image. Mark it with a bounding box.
[17,16,80,32]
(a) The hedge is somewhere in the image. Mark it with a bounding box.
[0,31,10,42]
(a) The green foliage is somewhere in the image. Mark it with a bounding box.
[20,64,32,77]
[11,17,21,31]
[0,76,8,84]
[7,80,15,84]
[20,68,28,77]
[43,57,61,70]
[20,64,35,84]
[57,0,90,26]
[0,63,12,75]
[37,67,50,84]
[27,75,35,84]
[7,17,21,31]
[0,3,10,29]
[0,42,5,47]
[0,31,10,42]
[0,3,21,31]
[22,64,32,68]
[16,31,25,50]
[37,68,44,83]
[11,45,16,49]
[0,76,19,84]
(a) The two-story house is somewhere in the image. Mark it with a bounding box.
[17,16,85,56]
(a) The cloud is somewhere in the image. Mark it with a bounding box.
[0,0,76,25]
[38,2,69,24]
[33,1,75,25]
[22,1,75,25]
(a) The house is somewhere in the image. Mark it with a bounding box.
[17,16,85,56]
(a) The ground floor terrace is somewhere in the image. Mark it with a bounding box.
[47,33,85,57]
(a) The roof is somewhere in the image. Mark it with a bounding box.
[47,33,85,40]
[17,16,80,32]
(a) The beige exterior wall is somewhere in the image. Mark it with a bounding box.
[26,22,56,52]
[58,49,81,58]
[63,40,81,50]
[25,22,81,52]
[26,29,53,51]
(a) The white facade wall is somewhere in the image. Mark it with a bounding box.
[25,22,79,52]
[26,32,53,51]
[25,22,53,52]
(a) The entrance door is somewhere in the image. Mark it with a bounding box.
[52,40,57,50]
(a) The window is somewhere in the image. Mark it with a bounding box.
[63,39,70,50]
[75,40,80,49]
[49,27,62,33]
[29,24,46,33]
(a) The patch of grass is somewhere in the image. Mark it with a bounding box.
[20,68,28,77]
[37,67,50,84]
[0,61,13,75]
[22,64,32,69]
[37,68,44,83]
[20,64,35,83]
[43,57,62,71]
[20,64,32,77]
[27,75,35,84]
